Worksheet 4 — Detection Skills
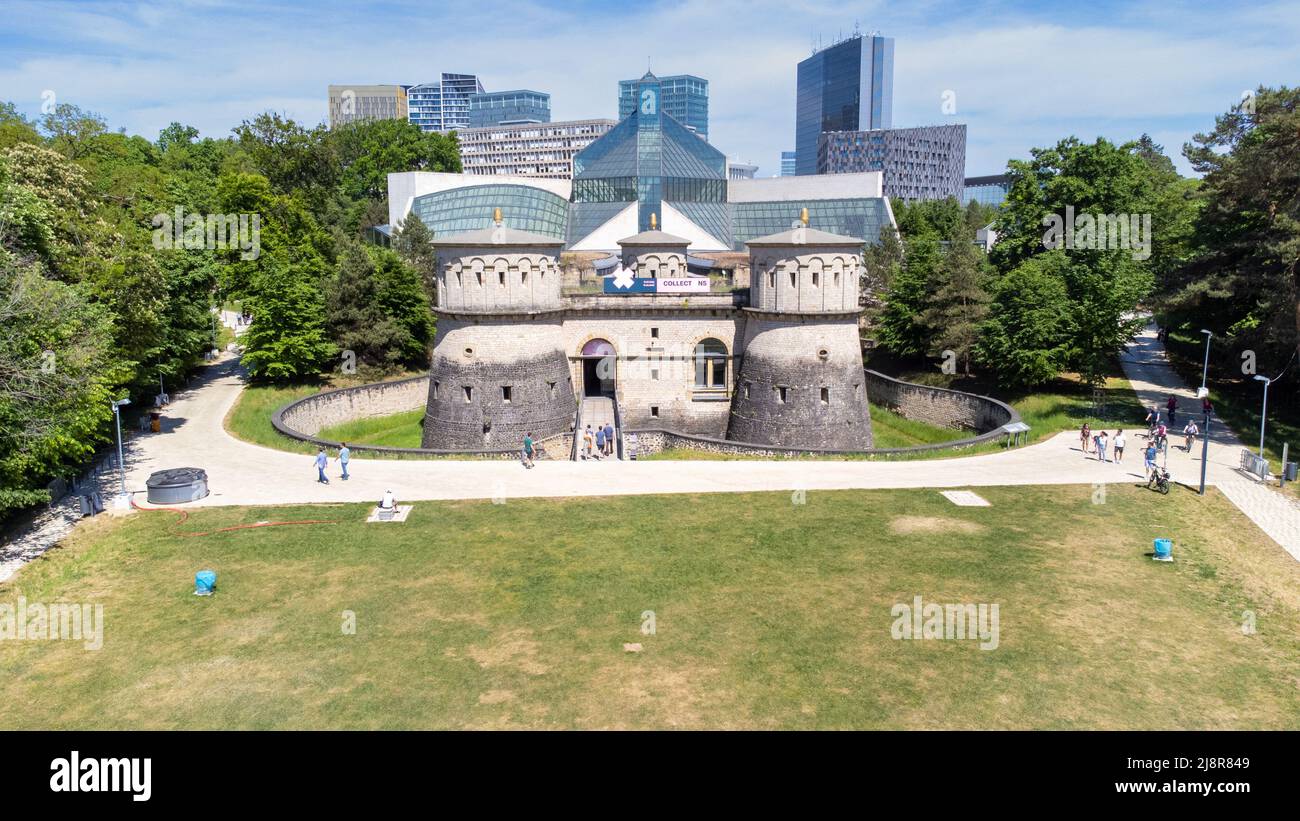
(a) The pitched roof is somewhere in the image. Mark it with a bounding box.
[743,226,864,247]
[433,225,565,247]
[616,229,692,246]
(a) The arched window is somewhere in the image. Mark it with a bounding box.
[694,338,727,390]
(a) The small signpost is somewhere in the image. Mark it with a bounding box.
[1002,421,1030,447]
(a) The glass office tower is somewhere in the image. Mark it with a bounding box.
[468,90,551,127]
[406,73,486,132]
[794,33,893,175]
[780,151,797,176]
[618,74,708,140]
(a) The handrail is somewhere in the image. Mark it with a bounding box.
[612,393,626,460]
[569,395,583,461]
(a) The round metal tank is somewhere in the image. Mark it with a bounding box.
[146,467,209,504]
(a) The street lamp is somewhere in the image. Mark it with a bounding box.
[1253,374,1272,459]
[111,396,131,507]
[1199,329,1213,391]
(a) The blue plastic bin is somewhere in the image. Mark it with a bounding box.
[1153,539,1172,560]
[195,569,217,596]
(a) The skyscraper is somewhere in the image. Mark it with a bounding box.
[618,73,708,140]
[794,32,894,175]
[780,151,797,176]
[327,85,410,128]
[406,72,486,132]
[817,124,966,201]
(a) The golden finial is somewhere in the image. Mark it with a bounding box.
[800,207,809,226]
[650,213,658,230]
[493,207,502,223]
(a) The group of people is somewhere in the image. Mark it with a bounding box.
[313,443,350,484]
[1078,392,1211,485]
[581,423,616,460]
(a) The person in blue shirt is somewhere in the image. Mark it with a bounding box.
[595,425,606,458]
[604,423,614,456]
[314,448,329,484]
[337,442,351,481]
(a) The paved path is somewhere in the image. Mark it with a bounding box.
[6,318,1298,583]
[1118,321,1300,559]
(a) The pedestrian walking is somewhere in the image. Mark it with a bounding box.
[1183,420,1198,453]
[521,432,535,469]
[1096,431,1109,462]
[337,442,351,480]
[583,425,594,459]
[1113,430,1126,463]
[595,425,606,458]
[1080,422,1092,455]
[1166,395,1178,426]
[604,422,615,456]
[1144,441,1158,475]
[314,448,330,484]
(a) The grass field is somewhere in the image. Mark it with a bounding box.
[317,409,425,449]
[2,484,1297,729]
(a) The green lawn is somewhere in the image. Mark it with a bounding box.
[318,409,425,449]
[2,484,1297,729]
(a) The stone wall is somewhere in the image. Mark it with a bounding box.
[864,369,1015,433]
[276,376,428,436]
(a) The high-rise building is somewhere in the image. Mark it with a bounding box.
[794,32,894,175]
[457,119,617,179]
[468,90,551,127]
[406,73,486,132]
[780,151,797,176]
[327,84,410,128]
[817,124,966,201]
[618,73,708,140]
[728,161,759,180]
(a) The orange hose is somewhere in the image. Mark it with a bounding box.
[131,498,337,538]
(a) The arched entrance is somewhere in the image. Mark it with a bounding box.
[579,338,616,397]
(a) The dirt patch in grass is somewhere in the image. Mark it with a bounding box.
[889,516,986,535]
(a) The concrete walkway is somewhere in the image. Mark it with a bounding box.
[1118,321,1300,559]
[6,318,1298,583]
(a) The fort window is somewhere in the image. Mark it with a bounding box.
[789,271,796,288]
[812,271,820,286]
[548,381,557,398]
[463,386,473,403]
[498,271,506,286]
[820,387,829,404]
[776,386,787,404]
[744,381,751,399]
[650,405,660,418]
[693,338,727,391]
[433,381,440,399]
[502,386,512,403]
[768,271,775,289]
[650,327,659,339]
[476,272,483,287]
[651,368,659,381]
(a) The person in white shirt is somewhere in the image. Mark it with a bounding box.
[1112,430,1126,464]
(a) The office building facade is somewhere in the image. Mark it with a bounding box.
[618,73,709,140]
[963,174,1010,207]
[327,84,409,128]
[817,123,966,201]
[781,151,797,176]
[794,33,894,175]
[456,119,617,179]
[468,90,551,127]
[406,73,486,132]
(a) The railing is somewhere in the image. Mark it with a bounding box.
[1240,449,1270,480]
[569,396,583,462]
[612,393,626,460]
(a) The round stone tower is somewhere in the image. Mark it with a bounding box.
[726,212,873,449]
[616,213,691,277]
[422,210,574,450]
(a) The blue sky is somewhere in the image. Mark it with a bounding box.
[2,0,1297,177]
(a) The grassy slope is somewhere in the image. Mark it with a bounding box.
[317,410,425,449]
[2,484,1297,730]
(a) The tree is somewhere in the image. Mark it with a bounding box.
[920,225,990,376]
[978,253,1074,387]
[0,101,41,150]
[233,112,338,195]
[326,242,431,371]
[392,215,436,301]
[241,253,337,381]
[330,119,463,201]
[40,103,108,160]
[1175,86,1300,374]
[877,234,941,358]
[0,254,119,516]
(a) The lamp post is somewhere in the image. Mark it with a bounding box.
[1253,374,1272,459]
[1199,329,1213,390]
[111,396,131,506]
